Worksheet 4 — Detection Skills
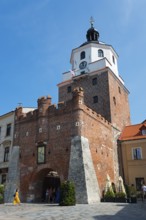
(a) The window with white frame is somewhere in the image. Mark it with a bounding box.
[6,123,11,136]
[4,147,10,162]
[142,129,146,135]
[80,51,85,60]
[37,145,46,164]
[132,147,142,160]
[98,49,104,57]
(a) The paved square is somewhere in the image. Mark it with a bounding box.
[0,202,145,220]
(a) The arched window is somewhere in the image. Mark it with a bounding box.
[98,49,104,57]
[80,51,85,60]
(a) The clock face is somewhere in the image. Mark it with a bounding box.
[79,61,87,69]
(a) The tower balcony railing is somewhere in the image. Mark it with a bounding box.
[62,58,113,80]
[62,58,124,84]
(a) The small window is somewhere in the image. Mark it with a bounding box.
[56,125,60,130]
[67,86,71,93]
[98,49,104,57]
[132,147,142,160]
[81,71,85,75]
[112,55,115,64]
[80,51,85,60]
[118,86,121,94]
[1,174,6,184]
[142,129,146,135]
[4,147,9,162]
[92,77,97,85]
[113,97,116,105]
[26,131,29,136]
[93,96,98,103]
[39,128,42,133]
[6,123,11,136]
[37,145,46,164]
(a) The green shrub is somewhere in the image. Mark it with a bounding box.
[0,194,3,204]
[0,185,4,204]
[129,185,137,197]
[104,188,115,199]
[116,192,126,198]
[59,181,76,206]
[0,185,4,194]
[125,184,130,198]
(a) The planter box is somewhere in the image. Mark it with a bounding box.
[102,197,115,202]
[127,198,130,203]
[130,197,137,203]
[115,198,127,203]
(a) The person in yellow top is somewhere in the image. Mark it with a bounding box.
[13,188,21,205]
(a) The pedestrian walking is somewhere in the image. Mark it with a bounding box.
[45,189,49,203]
[142,183,146,201]
[13,188,21,205]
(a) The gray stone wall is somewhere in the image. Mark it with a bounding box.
[68,136,100,204]
[4,146,20,203]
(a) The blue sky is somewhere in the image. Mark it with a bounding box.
[0,0,146,124]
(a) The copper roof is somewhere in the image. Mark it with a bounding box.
[119,121,146,141]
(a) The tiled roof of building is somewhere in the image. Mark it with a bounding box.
[119,121,146,141]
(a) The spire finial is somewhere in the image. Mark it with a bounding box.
[90,16,94,28]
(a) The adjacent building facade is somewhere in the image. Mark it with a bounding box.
[118,120,146,191]
[0,111,15,185]
[4,20,131,203]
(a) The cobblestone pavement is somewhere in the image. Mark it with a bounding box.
[0,201,145,220]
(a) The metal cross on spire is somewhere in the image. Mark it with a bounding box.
[90,16,94,28]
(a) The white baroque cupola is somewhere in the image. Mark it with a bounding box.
[62,18,124,84]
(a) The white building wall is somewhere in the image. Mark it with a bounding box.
[70,43,119,78]
[0,112,15,163]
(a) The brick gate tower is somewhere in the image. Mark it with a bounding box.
[58,17,130,131]
[5,19,131,204]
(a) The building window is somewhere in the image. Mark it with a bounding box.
[142,129,146,135]
[118,86,121,94]
[67,86,71,93]
[6,123,11,136]
[113,97,116,105]
[39,128,42,133]
[132,147,142,160]
[93,96,98,103]
[37,145,46,164]
[135,177,144,191]
[98,49,104,57]
[56,125,60,130]
[92,77,97,85]
[112,55,115,64]
[1,174,6,184]
[4,147,9,162]
[80,51,85,60]
[26,131,29,136]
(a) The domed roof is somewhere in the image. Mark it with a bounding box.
[86,17,99,42]
[80,17,100,47]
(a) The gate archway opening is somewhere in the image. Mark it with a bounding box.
[42,171,61,203]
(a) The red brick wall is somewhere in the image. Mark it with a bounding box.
[58,68,131,131]
[14,89,117,201]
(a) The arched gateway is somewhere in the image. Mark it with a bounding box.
[27,168,61,203]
